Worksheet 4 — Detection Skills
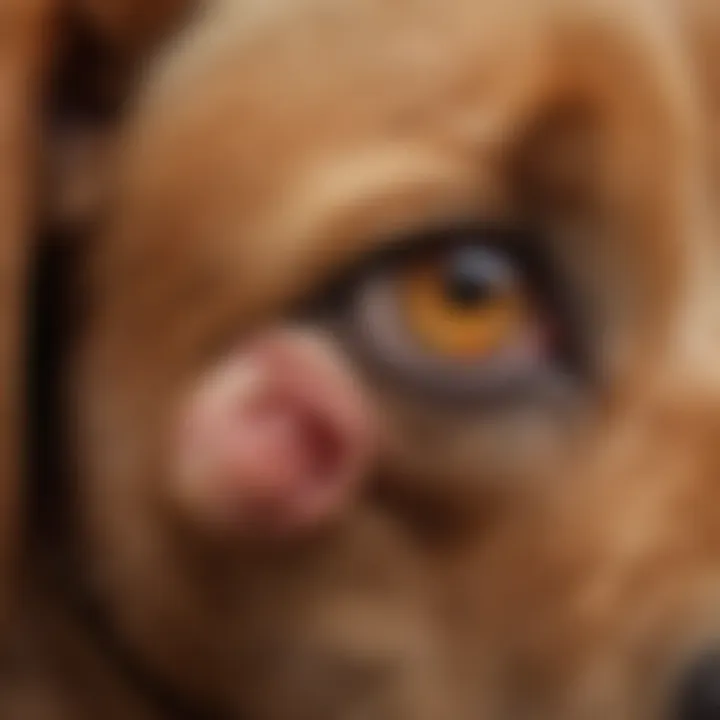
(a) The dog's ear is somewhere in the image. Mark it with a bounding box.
[0,0,57,641]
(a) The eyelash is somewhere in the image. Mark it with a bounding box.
[316,220,544,308]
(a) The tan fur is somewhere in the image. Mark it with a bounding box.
[460,6,720,719]
[17,0,720,717]
[681,0,720,189]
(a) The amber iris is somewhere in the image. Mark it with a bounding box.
[400,245,531,360]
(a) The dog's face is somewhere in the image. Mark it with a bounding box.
[60,0,719,716]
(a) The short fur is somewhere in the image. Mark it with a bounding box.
[17,0,720,718]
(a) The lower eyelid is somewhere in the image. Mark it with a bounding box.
[348,274,548,398]
[352,275,416,368]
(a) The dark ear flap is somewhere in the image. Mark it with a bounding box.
[0,0,56,642]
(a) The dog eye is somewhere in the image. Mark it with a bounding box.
[399,245,531,361]
[340,226,569,403]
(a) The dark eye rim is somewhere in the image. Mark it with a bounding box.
[300,218,591,410]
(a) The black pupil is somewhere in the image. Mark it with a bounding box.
[441,246,515,309]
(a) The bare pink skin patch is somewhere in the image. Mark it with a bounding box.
[175,330,377,537]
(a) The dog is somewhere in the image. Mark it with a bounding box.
[14,0,720,718]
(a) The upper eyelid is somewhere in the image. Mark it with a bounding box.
[315,220,539,304]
